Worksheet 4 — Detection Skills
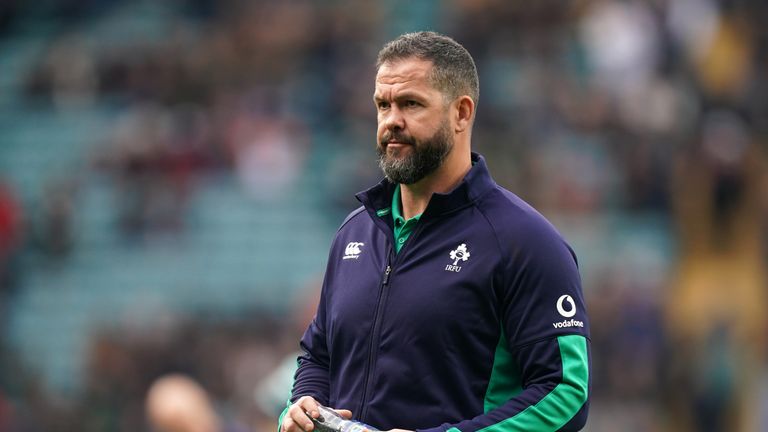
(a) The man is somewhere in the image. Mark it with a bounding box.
[146,374,221,432]
[280,31,590,432]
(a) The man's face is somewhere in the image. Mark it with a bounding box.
[373,58,454,185]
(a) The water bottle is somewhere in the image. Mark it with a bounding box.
[307,404,379,432]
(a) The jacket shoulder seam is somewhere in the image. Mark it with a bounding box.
[338,206,367,231]
[474,188,511,272]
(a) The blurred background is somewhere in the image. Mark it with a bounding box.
[0,0,766,430]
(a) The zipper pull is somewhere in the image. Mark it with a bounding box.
[382,265,391,285]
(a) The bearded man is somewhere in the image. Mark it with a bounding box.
[279,31,591,432]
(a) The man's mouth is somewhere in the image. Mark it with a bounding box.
[382,136,414,146]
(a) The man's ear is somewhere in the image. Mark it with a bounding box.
[454,96,474,133]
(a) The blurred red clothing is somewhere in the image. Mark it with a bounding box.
[0,182,22,259]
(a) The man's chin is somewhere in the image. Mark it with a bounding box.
[383,154,411,167]
[385,144,413,158]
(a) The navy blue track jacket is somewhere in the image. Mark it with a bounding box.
[288,153,591,432]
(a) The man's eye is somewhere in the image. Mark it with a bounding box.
[405,100,419,107]
[377,102,390,110]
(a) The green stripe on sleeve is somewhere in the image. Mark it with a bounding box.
[484,330,523,413]
[478,335,589,432]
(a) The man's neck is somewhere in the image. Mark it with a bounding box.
[399,151,472,220]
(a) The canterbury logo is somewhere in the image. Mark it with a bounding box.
[343,242,364,260]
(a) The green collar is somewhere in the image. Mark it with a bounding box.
[391,184,422,253]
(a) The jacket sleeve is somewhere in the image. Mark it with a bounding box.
[419,217,591,432]
[277,209,365,432]
[288,258,333,403]
[291,314,332,405]
[417,335,590,432]
[277,275,332,432]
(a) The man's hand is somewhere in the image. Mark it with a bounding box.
[281,396,353,432]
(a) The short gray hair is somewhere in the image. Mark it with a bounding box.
[376,31,479,104]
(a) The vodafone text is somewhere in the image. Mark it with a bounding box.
[552,318,584,329]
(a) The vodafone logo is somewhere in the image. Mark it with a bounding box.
[556,295,576,318]
[552,294,584,329]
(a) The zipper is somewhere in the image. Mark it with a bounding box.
[355,219,426,420]
[382,265,391,285]
[357,251,393,422]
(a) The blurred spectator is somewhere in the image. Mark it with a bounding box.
[667,109,767,431]
[0,180,22,318]
[0,181,22,263]
[146,374,221,432]
[579,0,661,101]
[25,33,98,109]
[34,177,77,263]
[226,110,308,201]
[96,104,209,242]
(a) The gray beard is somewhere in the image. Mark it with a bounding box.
[377,121,453,185]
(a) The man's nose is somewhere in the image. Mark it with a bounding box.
[382,105,405,131]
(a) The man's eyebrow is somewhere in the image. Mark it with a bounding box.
[393,92,426,101]
[373,91,427,103]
